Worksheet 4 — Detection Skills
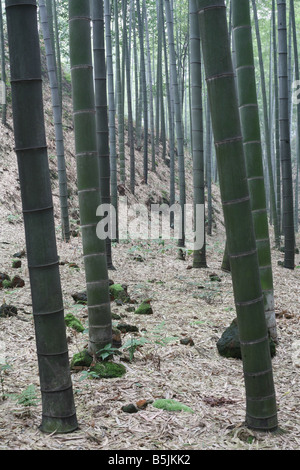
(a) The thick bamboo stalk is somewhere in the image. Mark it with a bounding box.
[92,0,114,269]
[197,0,278,431]
[165,0,186,253]
[277,0,295,269]
[104,0,118,241]
[232,0,277,342]
[252,0,280,248]
[69,0,112,355]
[136,0,148,184]
[189,0,206,267]
[6,0,77,434]
[0,0,6,125]
[114,0,125,184]
[39,0,70,242]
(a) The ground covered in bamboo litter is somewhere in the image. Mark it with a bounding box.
[0,200,300,450]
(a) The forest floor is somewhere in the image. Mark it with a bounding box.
[0,76,300,451]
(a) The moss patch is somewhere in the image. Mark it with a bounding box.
[152,399,194,413]
[70,350,93,369]
[64,313,85,333]
[134,300,153,315]
[109,283,129,302]
[90,361,126,379]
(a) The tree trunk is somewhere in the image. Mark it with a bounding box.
[92,0,114,269]
[252,0,280,248]
[114,0,125,184]
[189,0,206,267]
[53,0,62,107]
[272,0,281,229]
[136,0,148,184]
[232,0,277,342]
[290,0,299,234]
[6,0,77,434]
[277,0,295,269]
[123,0,135,194]
[69,0,112,355]
[0,0,7,125]
[197,0,278,432]
[104,0,118,241]
[161,0,175,228]
[143,0,155,172]
[165,0,186,256]
[39,0,70,242]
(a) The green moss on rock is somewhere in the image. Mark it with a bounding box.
[65,313,85,333]
[109,283,129,302]
[70,350,93,368]
[71,349,93,369]
[134,301,153,315]
[152,399,194,413]
[90,361,126,378]
[12,259,22,269]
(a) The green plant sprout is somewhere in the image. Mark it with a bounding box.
[121,337,149,362]
[96,343,123,361]
[12,384,39,407]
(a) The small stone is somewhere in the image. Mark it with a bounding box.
[0,304,18,317]
[10,276,25,288]
[180,337,194,346]
[0,273,10,288]
[136,399,153,410]
[12,249,26,259]
[125,306,136,312]
[112,312,122,320]
[72,291,87,304]
[12,259,21,269]
[112,327,122,348]
[121,403,139,413]
[209,273,221,282]
[117,323,139,333]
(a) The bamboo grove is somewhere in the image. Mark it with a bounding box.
[2,0,300,434]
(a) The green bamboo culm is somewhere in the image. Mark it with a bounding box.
[277,0,295,269]
[165,0,186,255]
[196,0,278,432]
[92,0,114,269]
[5,0,77,434]
[113,0,125,185]
[290,0,300,233]
[69,0,112,355]
[39,0,70,243]
[232,0,277,343]
[104,0,118,241]
[189,0,206,268]
[0,0,7,125]
[251,0,280,249]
